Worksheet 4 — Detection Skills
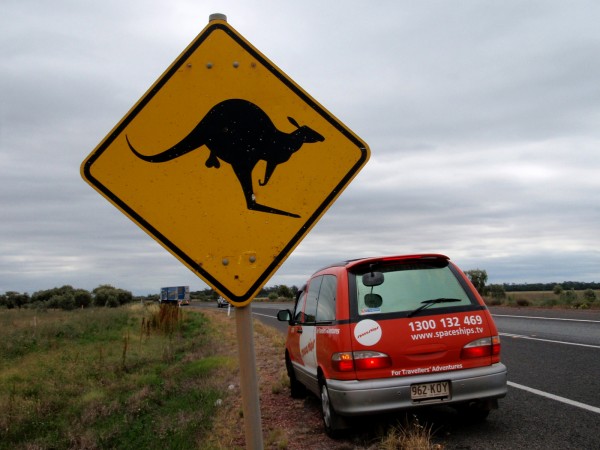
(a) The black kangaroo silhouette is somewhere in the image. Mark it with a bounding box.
[126,99,325,218]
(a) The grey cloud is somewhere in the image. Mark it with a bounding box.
[1,1,599,296]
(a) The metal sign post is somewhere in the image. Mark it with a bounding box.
[234,304,263,449]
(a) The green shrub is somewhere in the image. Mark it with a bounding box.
[560,290,578,305]
[553,284,563,295]
[583,289,597,303]
[488,284,506,300]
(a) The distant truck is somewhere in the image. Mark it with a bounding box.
[159,286,190,305]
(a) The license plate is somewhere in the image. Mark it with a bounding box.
[410,381,450,401]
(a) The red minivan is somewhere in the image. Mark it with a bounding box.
[277,254,507,436]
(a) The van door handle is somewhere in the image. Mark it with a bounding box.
[296,328,303,334]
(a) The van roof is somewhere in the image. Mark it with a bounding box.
[314,253,449,274]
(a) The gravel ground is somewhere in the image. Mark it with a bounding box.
[201,309,444,449]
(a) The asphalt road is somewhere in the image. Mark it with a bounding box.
[196,302,600,449]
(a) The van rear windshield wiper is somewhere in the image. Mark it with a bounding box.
[407,298,462,317]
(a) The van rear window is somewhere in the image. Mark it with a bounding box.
[354,263,474,316]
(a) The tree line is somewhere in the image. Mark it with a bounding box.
[0,283,301,311]
[190,284,299,301]
[0,285,133,310]
[464,269,599,294]
[464,269,598,304]
[501,281,600,292]
[3,273,598,311]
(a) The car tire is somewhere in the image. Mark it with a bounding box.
[285,355,306,399]
[319,380,347,438]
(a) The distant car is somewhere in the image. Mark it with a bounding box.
[277,254,507,437]
[217,297,228,308]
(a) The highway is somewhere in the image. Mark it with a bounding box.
[199,302,600,448]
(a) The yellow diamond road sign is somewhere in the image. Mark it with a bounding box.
[81,18,370,306]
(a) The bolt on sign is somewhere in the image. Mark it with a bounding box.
[81,17,370,306]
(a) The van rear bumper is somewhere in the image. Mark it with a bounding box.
[326,363,507,416]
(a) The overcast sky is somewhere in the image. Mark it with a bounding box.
[2,0,599,296]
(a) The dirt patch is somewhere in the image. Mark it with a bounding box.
[201,310,378,449]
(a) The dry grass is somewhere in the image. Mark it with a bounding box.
[0,304,233,449]
[379,416,440,450]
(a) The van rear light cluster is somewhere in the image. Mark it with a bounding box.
[331,352,354,371]
[461,336,501,359]
[332,351,392,372]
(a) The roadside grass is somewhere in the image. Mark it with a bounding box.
[485,290,600,309]
[0,304,236,450]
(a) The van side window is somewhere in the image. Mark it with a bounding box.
[316,275,336,322]
[293,289,307,323]
[303,276,322,323]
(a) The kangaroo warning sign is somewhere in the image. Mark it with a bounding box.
[81,17,370,306]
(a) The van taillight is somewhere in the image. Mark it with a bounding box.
[332,351,391,372]
[332,352,354,371]
[355,351,392,370]
[461,336,501,359]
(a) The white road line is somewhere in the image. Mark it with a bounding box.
[252,312,276,319]
[492,314,600,323]
[508,381,600,414]
[500,332,600,349]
